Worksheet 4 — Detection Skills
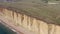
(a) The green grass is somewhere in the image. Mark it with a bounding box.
[0,2,60,24]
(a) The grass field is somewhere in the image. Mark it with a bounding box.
[0,1,60,25]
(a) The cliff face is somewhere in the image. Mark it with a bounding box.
[0,7,60,34]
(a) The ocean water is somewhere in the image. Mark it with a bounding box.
[0,23,17,34]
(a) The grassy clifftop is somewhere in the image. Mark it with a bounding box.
[0,1,60,25]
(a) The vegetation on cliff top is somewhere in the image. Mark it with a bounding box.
[0,0,60,24]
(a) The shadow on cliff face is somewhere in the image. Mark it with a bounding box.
[0,22,17,34]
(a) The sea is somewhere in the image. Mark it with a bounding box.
[0,23,17,34]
